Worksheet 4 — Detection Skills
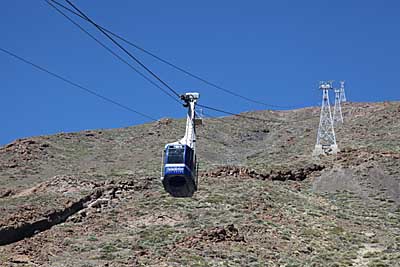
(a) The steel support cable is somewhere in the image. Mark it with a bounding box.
[48,0,296,110]
[197,104,317,124]
[45,1,304,125]
[45,0,181,106]
[197,104,282,123]
[0,47,156,121]
[197,105,315,126]
[62,0,182,100]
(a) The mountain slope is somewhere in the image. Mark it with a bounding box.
[0,101,399,266]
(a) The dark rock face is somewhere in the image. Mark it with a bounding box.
[201,164,325,181]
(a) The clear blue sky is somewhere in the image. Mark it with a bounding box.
[1,0,399,145]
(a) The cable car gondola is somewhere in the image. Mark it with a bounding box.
[161,93,199,197]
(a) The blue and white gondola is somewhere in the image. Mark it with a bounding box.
[161,92,200,197]
[162,143,197,197]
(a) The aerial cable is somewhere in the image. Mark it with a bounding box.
[47,0,304,125]
[46,1,274,124]
[61,0,182,100]
[0,47,156,121]
[45,0,181,106]
[197,104,317,124]
[197,104,281,123]
[46,0,282,125]
[48,0,296,110]
[201,103,319,125]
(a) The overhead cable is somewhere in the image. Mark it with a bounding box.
[62,0,182,100]
[47,1,302,124]
[0,47,156,121]
[197,104,280,123]
[45,0,181,105]
[33,3,279,125]
[48,0,296,109]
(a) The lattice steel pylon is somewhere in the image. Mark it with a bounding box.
[313,81,339,156]
[340,81,347,102]
[333,87,344,125]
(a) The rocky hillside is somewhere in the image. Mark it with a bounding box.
[0,101,399,266]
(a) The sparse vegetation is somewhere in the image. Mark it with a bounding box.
[0,102,399,266]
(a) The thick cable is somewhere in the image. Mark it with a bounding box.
[45,0,181,105]
[63,0,182,100]
[0,47,156,121]
[197,104,281,123]
[46,0,306,124]
[48,0,296,109]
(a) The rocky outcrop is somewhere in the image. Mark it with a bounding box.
[0,177,151,246]
[177,224,245,248]
[201,164,325,181]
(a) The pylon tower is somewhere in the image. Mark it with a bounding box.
[313,81,338,156]
[340,81,347,102]
[333,87,343,125]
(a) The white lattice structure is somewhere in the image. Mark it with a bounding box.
[333,87,344,125]
[340,81,347,102]
[313,81,339,156]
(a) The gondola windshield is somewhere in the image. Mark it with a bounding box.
[166,146,184,164]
